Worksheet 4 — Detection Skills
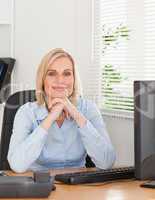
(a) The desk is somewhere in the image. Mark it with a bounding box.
[5,168,155,200]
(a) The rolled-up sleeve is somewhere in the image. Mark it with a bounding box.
[7,104,48,173]
[78,101,116,169]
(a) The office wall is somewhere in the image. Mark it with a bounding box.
[12,0,92,94]
[0,0,134,167]
[0,0,11,23]
[0,0,12,56]
[104,115,134,167]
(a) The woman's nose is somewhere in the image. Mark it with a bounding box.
[56,76,65,84]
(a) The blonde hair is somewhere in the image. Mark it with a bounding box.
[36,48,83,106]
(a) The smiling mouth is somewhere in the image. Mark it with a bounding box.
[53,87,66,91]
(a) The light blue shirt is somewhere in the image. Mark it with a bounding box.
[7,97,116,173]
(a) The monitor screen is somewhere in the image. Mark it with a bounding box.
[0,61,8,90]
[0,58,15,103]
[0,63,3,75]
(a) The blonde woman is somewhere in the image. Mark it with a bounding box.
[7,48,116,173]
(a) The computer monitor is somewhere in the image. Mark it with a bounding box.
[134,80,155,180]
[0,58,15,103]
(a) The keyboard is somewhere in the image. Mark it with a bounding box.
[55,166,135,184]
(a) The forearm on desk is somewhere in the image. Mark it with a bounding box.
[78,119,116,169]
[7,126,48,173]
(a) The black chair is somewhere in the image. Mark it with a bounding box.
[0,90,95,170]
[0,90,36,170]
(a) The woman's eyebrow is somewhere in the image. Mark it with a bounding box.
[64,69,73,71]
[46,69,56,72]
[47,69,73,72]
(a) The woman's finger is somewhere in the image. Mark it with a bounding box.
[48,98,64,110]
[63,108,70,120]
[63,109,68,119]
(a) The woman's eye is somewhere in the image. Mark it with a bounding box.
[47,72,56,76]
[47,71,72,77]
[64,72,71,76]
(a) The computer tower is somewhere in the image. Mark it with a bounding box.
[134,81,155,179]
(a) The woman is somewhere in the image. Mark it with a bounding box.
[7,48,116,173]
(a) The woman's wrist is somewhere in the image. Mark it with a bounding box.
[40,113,55,131]
[73,109,87,128]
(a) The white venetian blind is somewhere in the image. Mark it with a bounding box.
[144,0,155,79]
[93,0,155,114]
[101,0,133,111]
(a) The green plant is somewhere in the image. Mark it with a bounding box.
[102,24,133,110]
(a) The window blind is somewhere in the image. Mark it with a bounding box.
[93,0,155,114]
[144,0,155,79]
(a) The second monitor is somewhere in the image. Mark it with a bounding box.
[134,80,155,180]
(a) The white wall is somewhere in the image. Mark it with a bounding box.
[0,0,12,56]
[12,0,93,94]
[0,0,11,24]
[0,0,134,167]
[0,25,11,56]
[104,115,134,167]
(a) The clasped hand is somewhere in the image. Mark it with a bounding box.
[48,97,77,121]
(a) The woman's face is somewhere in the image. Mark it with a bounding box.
[44,56,74,99]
